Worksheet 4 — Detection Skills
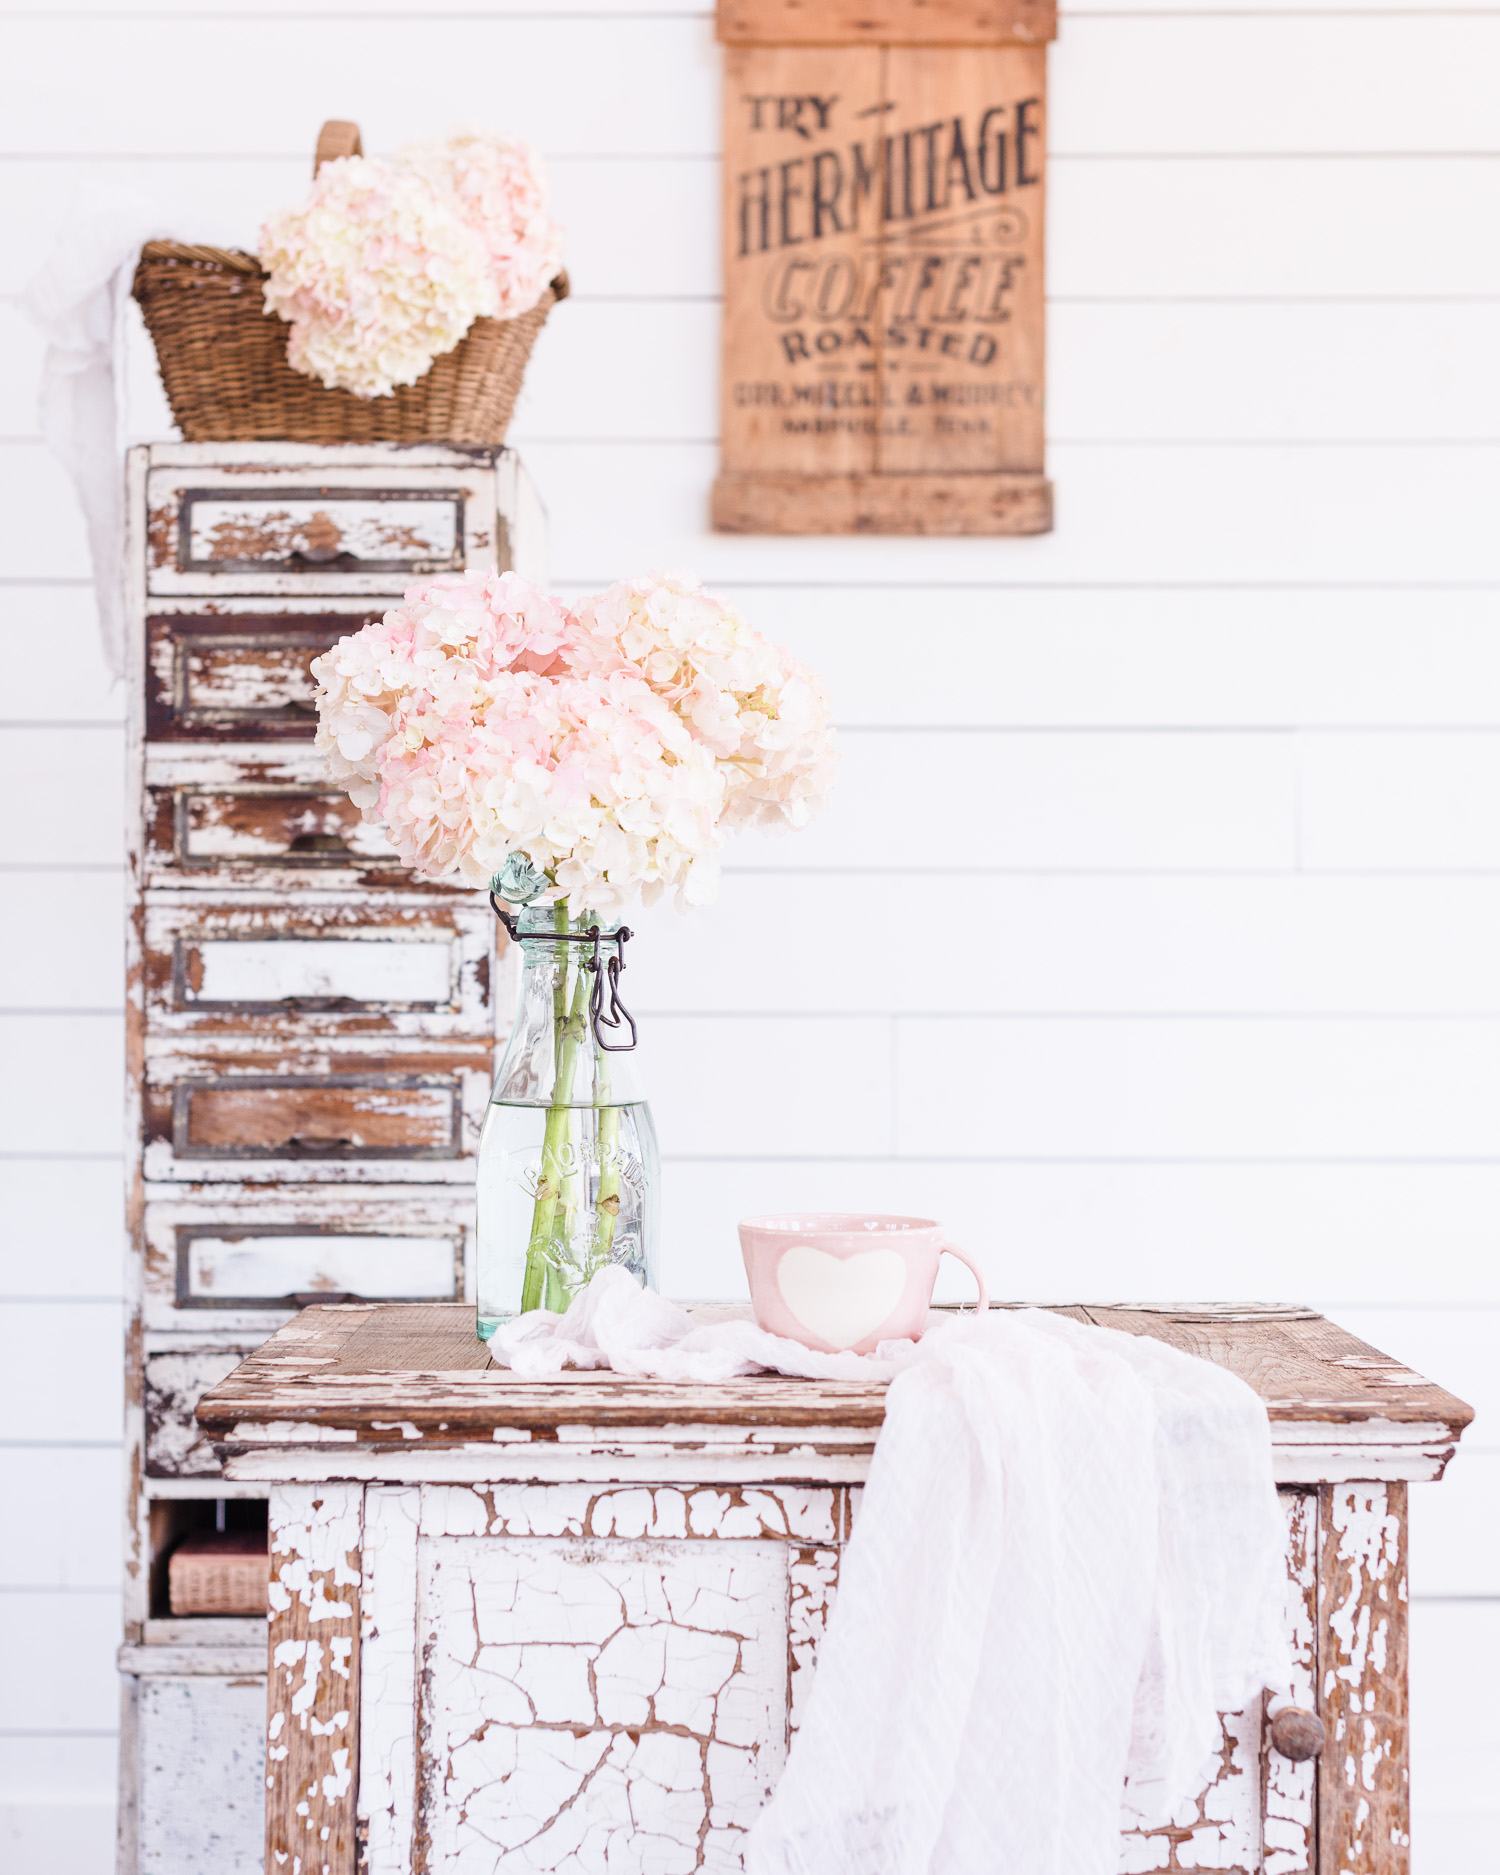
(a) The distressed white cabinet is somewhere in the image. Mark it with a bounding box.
[194,1301,1473,1875]
[118,444,544,1875]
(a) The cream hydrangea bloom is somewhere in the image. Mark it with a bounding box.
[574,571,839,833]
[259,133,563,400]
[259,154,493,399]
[401,131,563,321]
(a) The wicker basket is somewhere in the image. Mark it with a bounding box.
[168,1532,270,1617]
[131,121,566,445]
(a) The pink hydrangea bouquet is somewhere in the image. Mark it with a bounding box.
[311,573,836,1328]
[259,131,563,399]
[311,569,836,915]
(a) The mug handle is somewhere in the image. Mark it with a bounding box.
[939,1242,989,1315]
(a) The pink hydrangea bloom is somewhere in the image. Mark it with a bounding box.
[401,131,563,321]
[312,570,834,915]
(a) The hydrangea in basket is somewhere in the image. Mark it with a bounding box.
[260,129,563,400]
[311,573,837,1334]
[132,121,566,445]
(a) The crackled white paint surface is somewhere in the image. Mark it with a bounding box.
[786,1547,838,1738]
[268,1485,363,1624]
[267,1484,365,1875]
[1263,1493,1318,1875]
[345,1476,1342,1875]
[358,1485,847,1873]
[1115,1492,1317,1875]
[1325,1489,1401,1712]
[360,1487,421,1875]
[1322,1484,1410,1873]
[417,1535,790,1873]
[420,1482,843,1546]
[1117,1705,1264,1873]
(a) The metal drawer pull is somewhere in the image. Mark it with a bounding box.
[1269,1706,1326,1761]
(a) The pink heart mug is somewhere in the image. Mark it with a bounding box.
[738,1213,990,1355]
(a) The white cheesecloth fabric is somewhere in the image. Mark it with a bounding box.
[22,188,231,678]
[489,1269,1292,1875]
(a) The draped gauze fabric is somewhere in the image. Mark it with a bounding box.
[22,189,224,677]
[490,1274,1292,1875]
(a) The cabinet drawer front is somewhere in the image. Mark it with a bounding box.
[143,902,497,1037]
[175,1075,462,1158]
[141,1044,492,1182]
[143,1187,475,1331]
[150,782,397,874]
[415,1534,790,1871]
[180,1227,462,1307]
[183,938,456,1010]
[142,746,438,890]
[146,463,497,595]
[147,614,368,741]
[182,493,463,573]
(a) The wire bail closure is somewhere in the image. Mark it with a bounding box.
[490,893,639,1053]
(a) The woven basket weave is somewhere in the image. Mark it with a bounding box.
[131,122,566,445]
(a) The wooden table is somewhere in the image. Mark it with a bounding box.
[196,1301,1473,1875]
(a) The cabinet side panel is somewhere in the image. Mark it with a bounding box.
[125,445,151,1645]
[360,1487,421,1875]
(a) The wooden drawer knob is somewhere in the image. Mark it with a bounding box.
[1269,1706,1326,1761]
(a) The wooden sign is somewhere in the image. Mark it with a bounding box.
[713,0,1056,536]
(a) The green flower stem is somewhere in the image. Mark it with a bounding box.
[593,1093,621,1268]
[521,905,591,1312]
[552,973,594,1306]
[542,1106,577,1313]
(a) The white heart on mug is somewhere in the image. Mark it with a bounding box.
[775,1244,908,1351]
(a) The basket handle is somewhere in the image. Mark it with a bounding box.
[314,120,363,177]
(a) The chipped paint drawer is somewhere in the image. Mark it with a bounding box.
[177,1227,462,1312]
[144,456,501,597]
[142,899,497,1038]
[140,1186,472,1332]
[146,612,370,742]
[143,744,422,889]
[147,776,402,886]
[141,1040,493,1183]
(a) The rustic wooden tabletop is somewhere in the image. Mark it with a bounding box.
[196,1299,1475,1445]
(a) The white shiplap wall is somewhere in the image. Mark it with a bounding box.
[2,1,1497,1867]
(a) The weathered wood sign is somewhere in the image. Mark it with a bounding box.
[713,0,1056,535]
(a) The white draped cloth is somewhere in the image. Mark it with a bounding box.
[23,188,235,677]
[22,189,173,677]
[489,1272,1292,1875]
